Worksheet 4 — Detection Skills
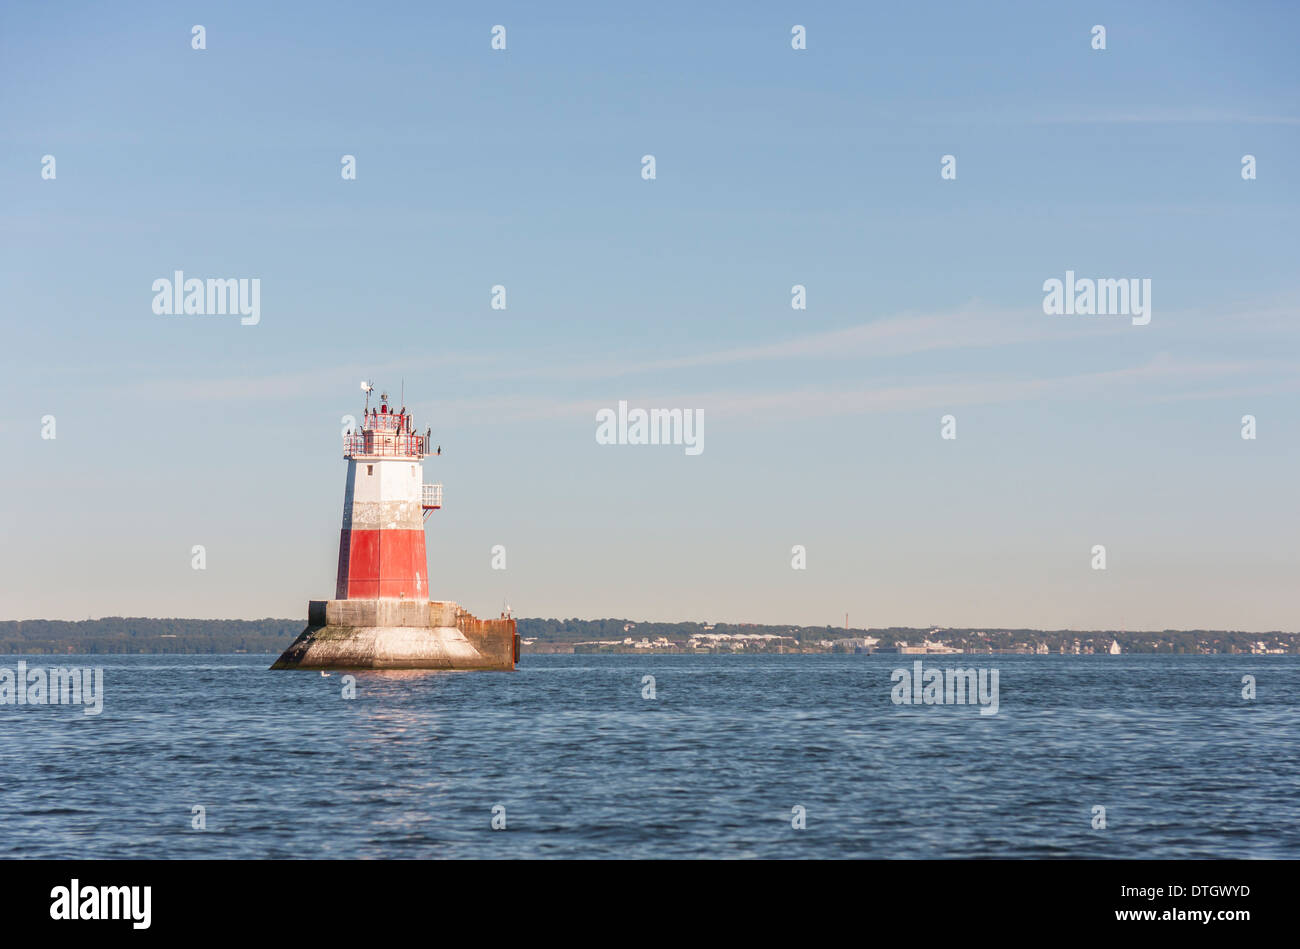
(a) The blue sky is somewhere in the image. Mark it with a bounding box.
[2,1,1297,629]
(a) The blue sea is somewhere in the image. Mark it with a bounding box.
[1,654,1296,858]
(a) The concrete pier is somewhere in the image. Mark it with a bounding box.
[271,600,518,670]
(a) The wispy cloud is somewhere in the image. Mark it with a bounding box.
[420,354,1273,426]
[88,298,1298,424]
[486,302,1125,382]
[1041,110,1300,126]
[103,352,500,403]
[937,108,1300,126]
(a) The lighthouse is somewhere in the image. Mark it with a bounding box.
[272,385,518,671]
[335,384,438,601]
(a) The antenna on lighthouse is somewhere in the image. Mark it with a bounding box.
[360,380,374,414]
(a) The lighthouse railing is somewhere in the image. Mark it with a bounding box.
[343,433,428,458]
[421,483,443,509]
[365,412,405,433]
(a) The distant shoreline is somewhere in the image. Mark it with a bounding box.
[0,617,1296,656]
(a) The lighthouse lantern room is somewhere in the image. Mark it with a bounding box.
[335,383,442,600]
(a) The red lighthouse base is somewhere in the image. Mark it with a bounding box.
[335,529,428,600]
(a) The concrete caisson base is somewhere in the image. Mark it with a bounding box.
[271,599,518,670]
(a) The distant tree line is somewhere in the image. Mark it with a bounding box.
[0,616,1292,655]
[515,618,885,643]
[0,617,302,655]
[517,620,1297,653]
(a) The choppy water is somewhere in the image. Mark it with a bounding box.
[1,653,1296,858]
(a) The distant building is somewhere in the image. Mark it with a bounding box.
[924,640,961,654]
